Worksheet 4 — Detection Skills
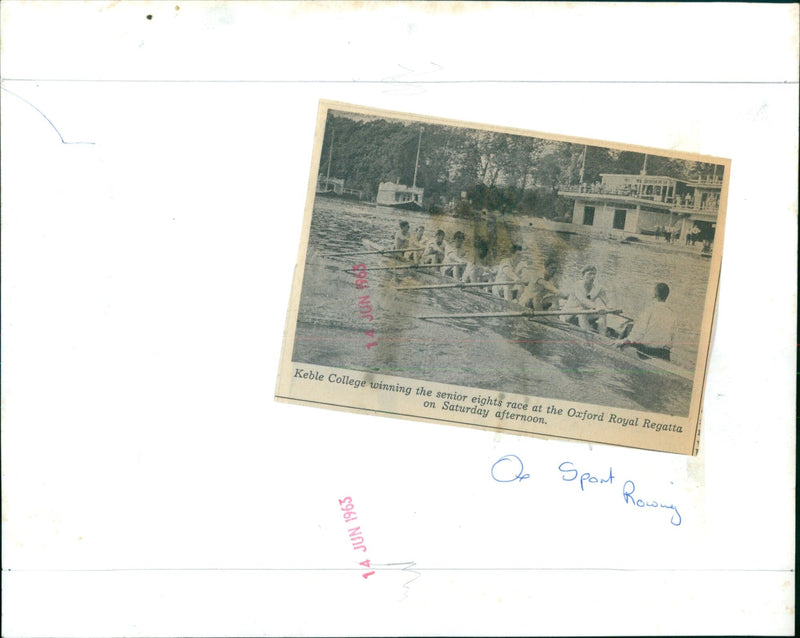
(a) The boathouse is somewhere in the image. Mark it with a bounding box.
[317,175,345,195]
[558,173,721,241]
[376,181,424,207]
[316,175,364,200]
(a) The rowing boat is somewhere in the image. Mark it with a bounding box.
[359,239,694,382]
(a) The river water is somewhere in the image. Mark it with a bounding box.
[291,198,712,416]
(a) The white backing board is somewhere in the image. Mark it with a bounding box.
[1,2,796,636]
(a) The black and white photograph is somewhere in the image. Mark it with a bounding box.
[278,101,728,454]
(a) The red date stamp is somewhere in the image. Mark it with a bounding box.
[351,264,378,350]
[339,496,375,579]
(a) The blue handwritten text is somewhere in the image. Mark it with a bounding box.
[622,480,682,526]
[491,454,530,483]
[557,461,615,491]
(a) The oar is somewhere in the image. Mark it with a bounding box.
[418,308,624,320]
[321,248,423,257]
[347,263,443,272]
[397,281,496,290]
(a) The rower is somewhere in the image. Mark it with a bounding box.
[561,265,610,335]
[615,282,677,361]
[462,237,493,284]
[421,229,447,265]
[514,259,539,305]
[518,257,568,310]
[441,231,469,279]
[408,225,426,262]
[393,221,411,252]
[492,244,525,300]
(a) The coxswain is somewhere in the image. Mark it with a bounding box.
[615,282,677,361]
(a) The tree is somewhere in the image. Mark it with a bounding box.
[317,112,723,213]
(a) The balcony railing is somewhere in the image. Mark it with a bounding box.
[558,184,640,196]
[559,184,673,201]
[559,184,719,211]
[687,176,724,186]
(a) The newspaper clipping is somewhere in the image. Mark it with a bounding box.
[276,101,729,455]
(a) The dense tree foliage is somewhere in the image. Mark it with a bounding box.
[319,112,724,215]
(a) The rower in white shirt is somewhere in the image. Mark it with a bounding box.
[441,231,469,279]
[393,221,411,252]
[408,225,426,262]
[421,229,447,265]
[560,265,610,335]
[492,244,526,300]
[461,237,493,284]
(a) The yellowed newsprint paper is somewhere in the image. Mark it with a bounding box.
[276,101,729,455]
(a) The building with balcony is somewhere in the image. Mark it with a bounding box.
[558,173,721,241]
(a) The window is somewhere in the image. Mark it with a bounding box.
[613,209,627,230]
[583,206,595,226]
